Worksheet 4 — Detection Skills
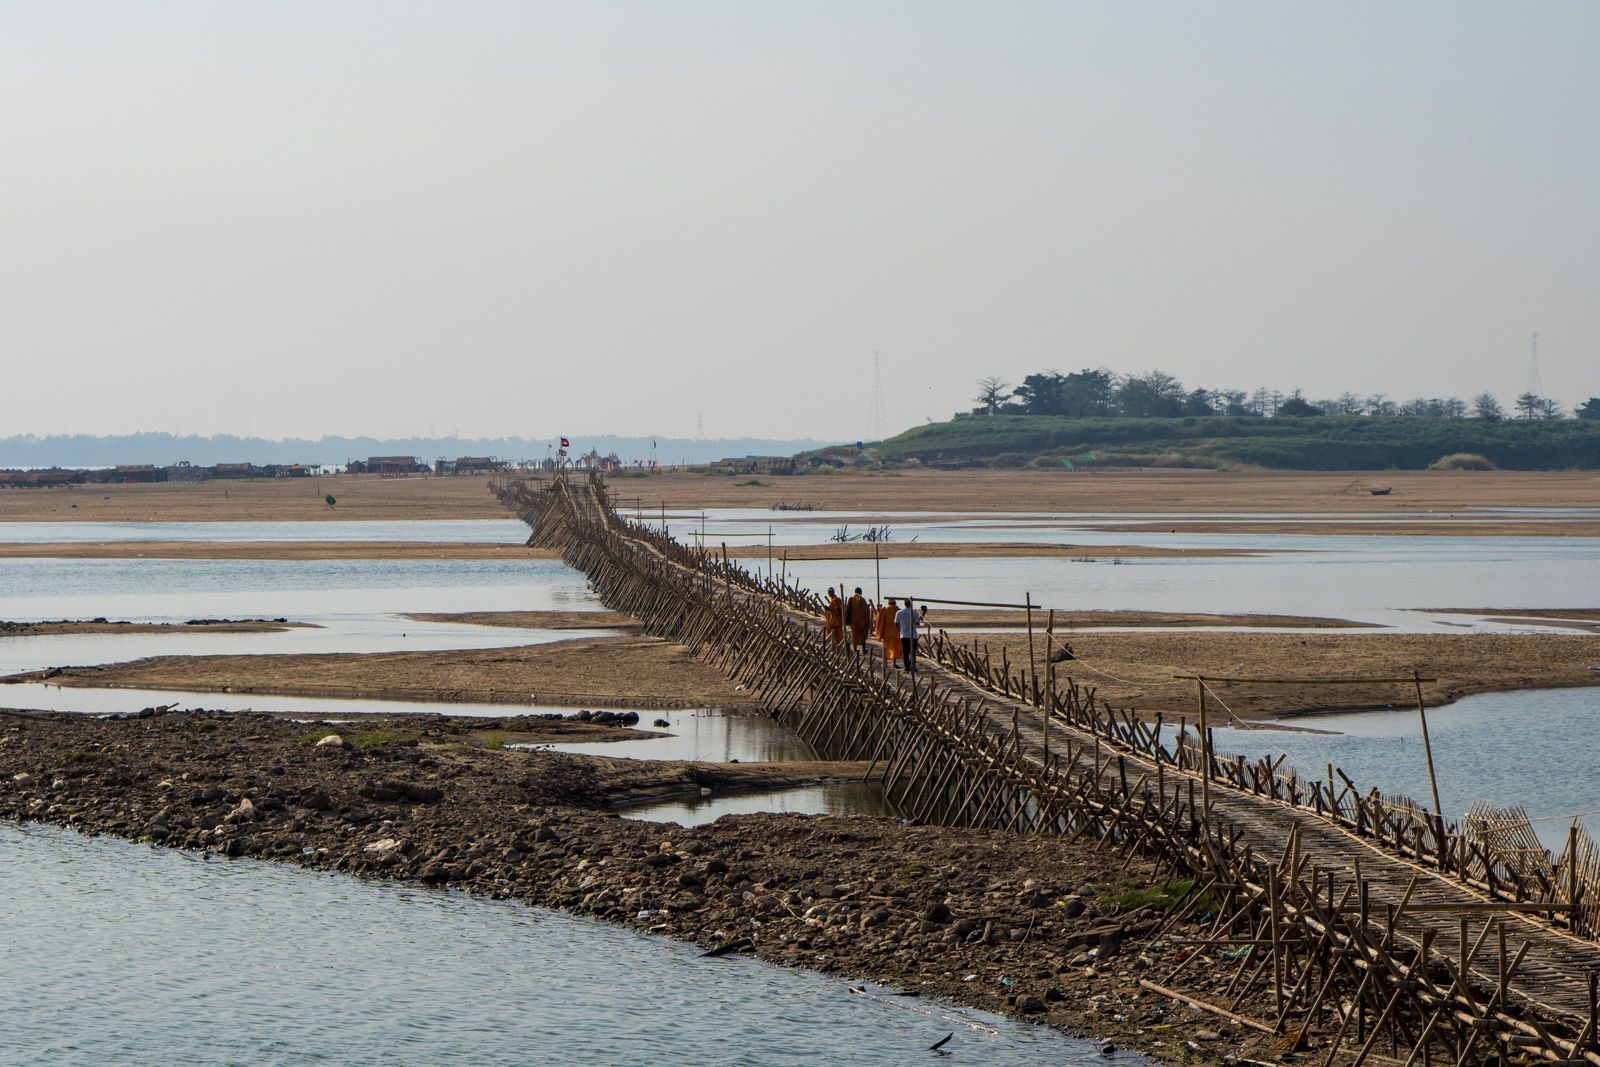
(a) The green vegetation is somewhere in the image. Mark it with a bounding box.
[1429,452,1497,471]
[1101,877,1211,913]
[871,414,1600,471]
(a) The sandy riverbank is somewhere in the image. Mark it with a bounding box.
[611,468,1600,514]
[1,618,304,638]
[0,709,1276,1064]
[0,474,505,522]
[0,541,558,560]
[402,610,643,631]
[973,631,1600,719]
[4,468,1596,523]
[4,635,761,711]
[726,541,1262,560]
[16,628,1594,722]
[0,539,1255,561]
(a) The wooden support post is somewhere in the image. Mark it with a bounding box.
[1413,670,1445,836]
[1197,676,1211,816]
[1570,822,1581,921]
[1043,609,1055,758]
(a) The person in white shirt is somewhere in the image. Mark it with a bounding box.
[895,598,922,673]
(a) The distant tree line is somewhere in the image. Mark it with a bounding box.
[972,371,1600,423]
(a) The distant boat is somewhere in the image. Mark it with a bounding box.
[1369,486,1392,496]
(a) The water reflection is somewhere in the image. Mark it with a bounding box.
[622,781,899,826]
[2,823,1126,1066]
[534,708,816,763]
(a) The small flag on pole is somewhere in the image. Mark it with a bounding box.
[560,437,570,447]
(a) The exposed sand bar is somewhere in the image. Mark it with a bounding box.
[0,474,506,522]
[4,468,1598,522]
[0,541,558,560]
[1089,520,1600,537]
[0,539,1255,561]
[402,610,642,631]
[726,541,1261,560]
[610,469,1600,513]
[12,627,1595,721]
[974,631,1600,719]
[4,635,760,711]
[1,619,307,638]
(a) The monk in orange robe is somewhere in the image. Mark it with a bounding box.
[875,597,903,666]
[846,587,872,654]
[823,587,845,645]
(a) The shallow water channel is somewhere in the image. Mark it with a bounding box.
[1,823,1132,1066]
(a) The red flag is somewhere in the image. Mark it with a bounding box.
[560,437,570,447]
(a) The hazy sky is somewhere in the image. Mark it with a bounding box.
[3,2,1596,442]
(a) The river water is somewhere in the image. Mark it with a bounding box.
[0,823,1126,1067]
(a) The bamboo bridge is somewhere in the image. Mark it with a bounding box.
[497,471,1600,1066]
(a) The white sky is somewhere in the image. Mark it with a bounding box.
[2,2,1596,441]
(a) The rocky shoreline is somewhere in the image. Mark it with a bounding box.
[1,710,1282,1064]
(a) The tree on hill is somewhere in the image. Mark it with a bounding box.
[1472,392,1504,420]
[973,376,1013,415]
[1576,397,1600,421]
[1515,392,1564,420]
[1275,392,1321,416]
[1013,369,1117,416]
[1116,370,1185,417]
[1181,388,1215,416]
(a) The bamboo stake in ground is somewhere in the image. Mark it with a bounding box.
[1197,677,1211,816]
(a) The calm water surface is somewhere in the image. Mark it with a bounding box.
[1,824,1122,1066]
[622,781,900,826]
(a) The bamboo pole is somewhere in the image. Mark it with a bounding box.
[1025,592,1036,698]
[1413,670,1445,835]
[1197,677,1211,816]
[1044,609,1055,758]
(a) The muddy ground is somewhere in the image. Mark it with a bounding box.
[0,709,1291,1063]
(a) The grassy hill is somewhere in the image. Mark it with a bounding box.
[871,415,1600,471]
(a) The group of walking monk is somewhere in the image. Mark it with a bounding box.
[821,586,927,672]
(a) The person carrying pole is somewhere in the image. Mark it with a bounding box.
[875,597,903,668]
[823,587,845,645]
[896,597,922,673]
[846,587,872,656]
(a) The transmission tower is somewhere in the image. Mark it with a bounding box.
[868,351,885,440]
[695,413,704,441]
[1527,332,1542,395]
